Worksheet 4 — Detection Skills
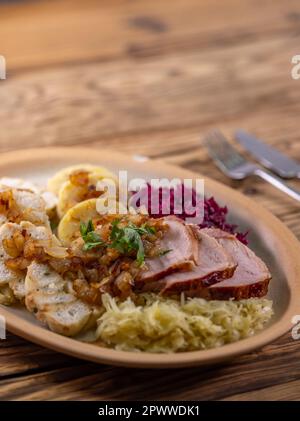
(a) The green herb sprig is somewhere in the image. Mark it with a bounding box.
[80,219,156,265]
[80,220,104,251]
[110,220,156,266]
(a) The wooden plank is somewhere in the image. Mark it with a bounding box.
[0,334,79,379]
[1,0,300,72]
[0,334,299,400]
[222,379,300,401]
[1,34,300,150]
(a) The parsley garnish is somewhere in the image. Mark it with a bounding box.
[110,220,155,266]
[80,220,104,251]
[80,219,156,265]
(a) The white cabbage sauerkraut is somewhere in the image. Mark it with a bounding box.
[96,294,273,353]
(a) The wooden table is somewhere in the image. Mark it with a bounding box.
[1,0,300,401]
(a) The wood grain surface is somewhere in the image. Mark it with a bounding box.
[1,0,300,401]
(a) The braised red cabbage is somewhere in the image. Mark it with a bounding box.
[131,184,248,244]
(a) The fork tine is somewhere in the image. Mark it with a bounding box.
[203,130,248,178]
[204,130,243,161]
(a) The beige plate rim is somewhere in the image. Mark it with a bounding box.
[0,147,300,368]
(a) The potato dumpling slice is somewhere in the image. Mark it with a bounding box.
[47,164,117,196]
[57,171,118,218]
[57,198,127,246]
[58,199,98,246]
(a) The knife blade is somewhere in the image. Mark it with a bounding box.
[235,130,300,179]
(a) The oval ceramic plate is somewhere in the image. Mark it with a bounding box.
[0,147,300,368]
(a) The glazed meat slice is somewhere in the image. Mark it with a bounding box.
[136,216,200,284]
[138,228,236,294]
[199,228,271,300]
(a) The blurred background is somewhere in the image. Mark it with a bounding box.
[1,0,300,218]
[0,0,299,158]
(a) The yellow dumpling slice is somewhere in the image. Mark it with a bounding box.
[56,171,118,218]
[57,198,127,246]
[47,164,118,196]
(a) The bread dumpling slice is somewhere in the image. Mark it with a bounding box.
[9,278,26,301]
[25,261,65,300]
[0,177,57,218]
[0,223,26,296]
[25,261,98,337]
[0,221,55,302]
[43,301,93,337]
[13,189,50,227]
[30,291,76,309]
[0,187,50,227]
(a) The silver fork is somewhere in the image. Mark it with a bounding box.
[203,130,300,202]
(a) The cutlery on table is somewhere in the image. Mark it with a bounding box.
[235,129,300,179]
[203,130,300,202]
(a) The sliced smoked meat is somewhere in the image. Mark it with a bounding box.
[198,228,271,300]
[136,216,199,284]
[137,228,236,294]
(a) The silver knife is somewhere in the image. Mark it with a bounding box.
[235,129,300,179]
